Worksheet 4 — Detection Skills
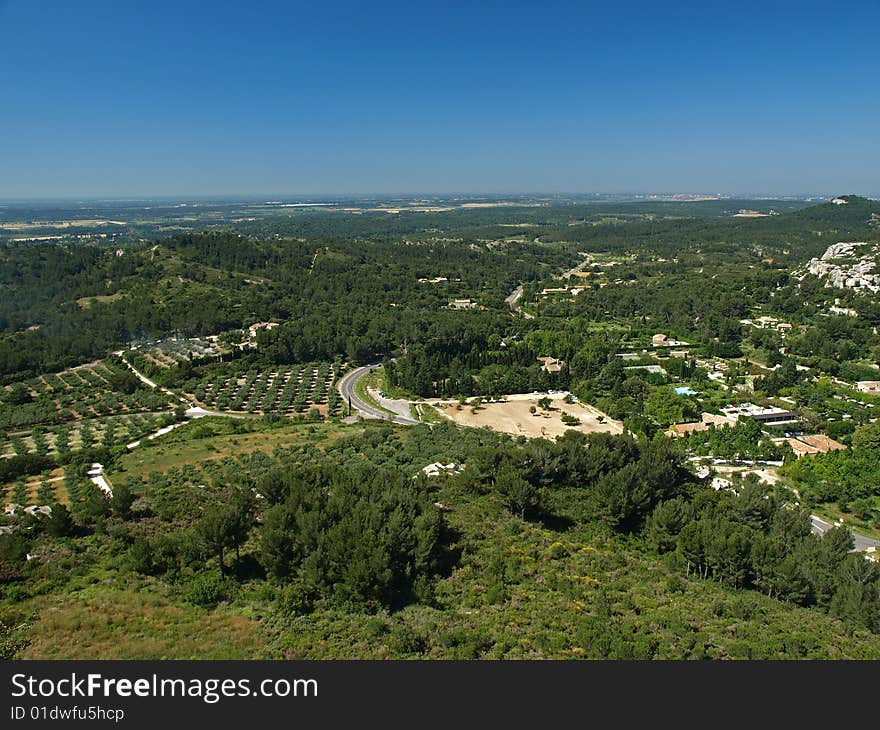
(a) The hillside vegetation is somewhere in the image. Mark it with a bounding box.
[3,197,880,659]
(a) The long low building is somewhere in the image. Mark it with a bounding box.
[720,403,798,426]
[624,364,666,375]
[749,409,799,426]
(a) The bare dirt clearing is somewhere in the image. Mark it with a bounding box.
[434,394,622,439]
[0,219,126,230]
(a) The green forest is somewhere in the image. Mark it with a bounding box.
[2,195,880,659]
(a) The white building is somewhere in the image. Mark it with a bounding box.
[719,403,798,426]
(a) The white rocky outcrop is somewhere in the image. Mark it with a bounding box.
[802,242,880,294]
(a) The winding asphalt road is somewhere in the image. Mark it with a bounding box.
[504,284,534,319]
[810,515,880,552]
[337,365,420,426]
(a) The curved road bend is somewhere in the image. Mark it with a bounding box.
[810,515,880,553]
[505,283,534,319]
[337,365,420,426]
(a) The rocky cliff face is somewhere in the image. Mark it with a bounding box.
[803,241,880,293]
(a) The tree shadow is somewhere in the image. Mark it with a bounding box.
[531,509,575,531]
[231,554,265,580]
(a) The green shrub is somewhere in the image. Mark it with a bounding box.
[388,623,427,655]
[186,572,232,607]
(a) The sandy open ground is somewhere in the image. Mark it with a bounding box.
[459,202,520,208]
[434,394,623,440]
[0,219,126,230]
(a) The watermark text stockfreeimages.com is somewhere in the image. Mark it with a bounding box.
[10,672,317,705]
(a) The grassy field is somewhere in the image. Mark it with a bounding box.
[20,589,268,659]
[76,292,124,309]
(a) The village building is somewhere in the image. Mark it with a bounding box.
[786,439,822,457]
[702,412,735,427]
[666,421,709,437]
[624,364,666,375]
[248,322,280,338]
[796,434,847,453]
[855,381,880,395]
[829,305,858,317]
[720,403,798,426]
[772,434,846,458]
[537,356,564,374]
[665,411,735,437]
[651,333,687,347]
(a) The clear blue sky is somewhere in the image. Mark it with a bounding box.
[1,0,878,198]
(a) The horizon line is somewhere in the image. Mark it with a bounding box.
[1,191,876,205]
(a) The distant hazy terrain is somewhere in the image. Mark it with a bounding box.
[0,194,819,246]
